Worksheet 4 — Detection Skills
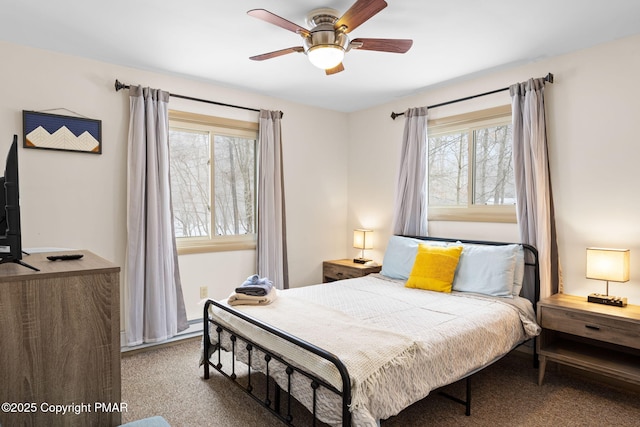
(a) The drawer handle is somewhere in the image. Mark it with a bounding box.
[585,324,600,331]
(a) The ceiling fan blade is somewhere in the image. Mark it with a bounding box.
[250,47,304,61]
[325,63,345,75]
[247,9,310,37]
[351,38,413,53]
[335,0,388,33]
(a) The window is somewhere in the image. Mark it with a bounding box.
[168,111,258,253]
[427,105,516,222]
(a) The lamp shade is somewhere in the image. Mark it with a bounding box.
[307,45,344,69]
[353,229,373,250]
[586,248,630,282]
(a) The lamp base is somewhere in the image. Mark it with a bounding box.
[587,293,627,307]
[353,258,371,264]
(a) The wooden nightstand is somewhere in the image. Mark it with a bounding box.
[537,293,640,387]
[322,259,382,283]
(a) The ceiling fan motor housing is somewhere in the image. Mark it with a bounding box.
[303,9,350,53]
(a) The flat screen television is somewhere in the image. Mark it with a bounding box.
[0,135,37,271]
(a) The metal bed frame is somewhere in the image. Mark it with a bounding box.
[202,236,540,426]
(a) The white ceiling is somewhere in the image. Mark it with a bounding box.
[3,0,640,112]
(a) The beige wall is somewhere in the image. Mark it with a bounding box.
[2,31,640,332]
[0,41,349,324]
[347,33,640,305]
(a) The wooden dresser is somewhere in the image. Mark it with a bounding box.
[537,293,640,387]
[0,250,121,426]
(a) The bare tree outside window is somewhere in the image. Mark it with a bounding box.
[213,135,255,236]
[474,125,514,205]
[428,132,468,206]
[169,128,210,238]
[427,113,515,213]
[168,125,256,244]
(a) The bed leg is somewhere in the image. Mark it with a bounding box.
[465,376,471,416]
[438,376,472,416]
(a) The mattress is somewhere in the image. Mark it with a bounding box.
[207,274,540,426]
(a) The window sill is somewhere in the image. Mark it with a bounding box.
[177,237,256,255]
[428,206,516,223]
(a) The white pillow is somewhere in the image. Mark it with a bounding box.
[512,246,525,296]
[452,243,519,298]
[381,236,448,280]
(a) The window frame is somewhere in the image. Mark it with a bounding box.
[168,110,259,254]
[427,105,516,223]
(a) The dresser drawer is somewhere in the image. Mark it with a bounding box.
[540,306,640,350]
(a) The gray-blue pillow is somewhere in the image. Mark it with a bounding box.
[452,243,519,297]
[381,236,447,280]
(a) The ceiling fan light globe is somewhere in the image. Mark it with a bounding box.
[307,45,344,70]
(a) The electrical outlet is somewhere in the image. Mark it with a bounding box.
[200,286,208,299]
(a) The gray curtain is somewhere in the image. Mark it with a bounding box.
[510,78,561,299]
[257,110,288,289]
[125,86,188,346]
[392,106,429,236]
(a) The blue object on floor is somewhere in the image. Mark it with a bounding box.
[119,416,170,427]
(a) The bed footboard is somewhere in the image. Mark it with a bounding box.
[203,299,352,427]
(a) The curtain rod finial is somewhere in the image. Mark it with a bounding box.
[114,79,127,92]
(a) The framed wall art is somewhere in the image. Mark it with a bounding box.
[23,110,102,154]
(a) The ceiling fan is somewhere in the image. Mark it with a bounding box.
[248,0,413,75]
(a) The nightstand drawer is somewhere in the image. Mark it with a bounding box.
[323,263,362,281]
[322,259,382,283]
[540,306,640,350]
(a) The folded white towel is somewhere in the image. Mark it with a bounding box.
[227,287,277,306]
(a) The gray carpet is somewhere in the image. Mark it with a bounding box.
[121,338,640,426]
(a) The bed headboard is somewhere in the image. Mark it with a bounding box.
[399,235,540,310]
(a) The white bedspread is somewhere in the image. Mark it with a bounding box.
[207,274,540,426]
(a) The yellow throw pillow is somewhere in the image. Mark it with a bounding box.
[406,244,463,293]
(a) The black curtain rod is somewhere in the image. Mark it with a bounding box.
[390,72,554,120]
[114,79,262,114]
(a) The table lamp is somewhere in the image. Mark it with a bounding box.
[586,247,629,307]
[353,229,373,264]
